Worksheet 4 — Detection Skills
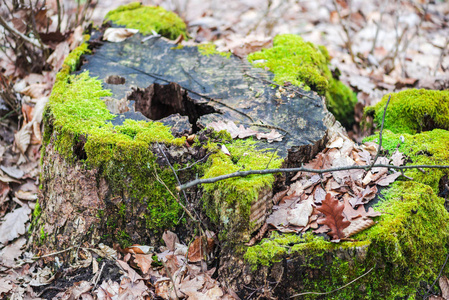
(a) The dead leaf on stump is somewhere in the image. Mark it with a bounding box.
[316,193,350,241]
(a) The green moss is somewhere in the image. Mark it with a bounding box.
[245,181,449,298]
[201,139,282,241]
[198,43,231,58]
[247,34,357,127]
[364,129,449,192]
[368,89,449,134]
[44,42,189,240]
[104,2,188,40]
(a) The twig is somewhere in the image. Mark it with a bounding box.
[176,152,213,171]
[0,14,47,49]
[33,246,75,259]
[93,261,106,289]
[177,164,449,190]
[153,164,199,226]
[289,266,375,298]
[369,0,386,55]
[161,259,180,300]
[369,95,391,170]
[423,252,449,299]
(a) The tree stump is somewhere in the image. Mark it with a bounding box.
[33,28,334,255]
[32,5,449,299]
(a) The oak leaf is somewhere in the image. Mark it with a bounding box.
[317,193,350,241]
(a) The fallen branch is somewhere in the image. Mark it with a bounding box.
[177,164,449,190]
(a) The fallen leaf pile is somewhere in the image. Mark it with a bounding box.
[266,132,400,241]
[0,231,237,300]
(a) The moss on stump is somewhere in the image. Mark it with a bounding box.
[248,34,357,128]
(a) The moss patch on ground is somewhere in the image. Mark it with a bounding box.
[367,89,449,134]
[247,34,357,128]
[104,2,188,40]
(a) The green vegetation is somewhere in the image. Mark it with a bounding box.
[247,34,357,127]
[364,129,449,192]
[201,138,282,242]
[245,88,449,298]
[104,2,188,40]
[197,43,231,58]
[367,89,449,134]
[245,181,449,298]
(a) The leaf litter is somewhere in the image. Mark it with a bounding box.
[265,132,403,241]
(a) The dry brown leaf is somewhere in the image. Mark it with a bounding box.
[439,275,449,299]
[134,254,153,274]
[313,186,326,204]
[59,280,93,299]
[124,244,154,254]
[119,276,149,298]
[188,236,205,263]
[287,197,313,227]
[317,193,350,241]
[0,278,13,296]
[103,28,139,42]
[15,191,37,201]
[350,185,378,207]
[116,260,142,282]
[362,171,375,186]
[256,129,283,143]
[162,230,179,252]
[343,217,375,238]
[0,205,31,244]
[391,150,404,166]
[0,237,26,267]
[376,172,402,186]
[95,279,119,299]
[342,195,382,221]
[14,124,32,156]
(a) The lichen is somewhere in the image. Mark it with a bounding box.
[104,2,188,40]
[367,89,449,134]
[247,34,357,128]
[197,43,231,59]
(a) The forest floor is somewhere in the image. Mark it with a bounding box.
[0,0,448,299]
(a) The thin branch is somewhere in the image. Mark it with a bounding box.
[161,260,180,300]
[177,164,449,191]
[0,14,47,49]
[153,164,199,226]
[423,252,449,299]
[369,95,391,170]
[33,246,75,259]
[289,266,375,298]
